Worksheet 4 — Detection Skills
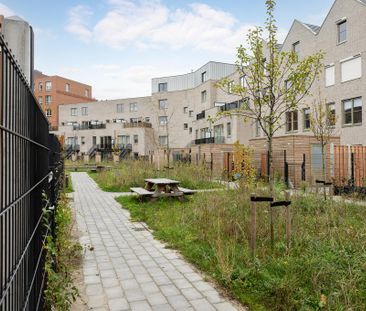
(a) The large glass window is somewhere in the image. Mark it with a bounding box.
[227,122,232,137]
[338,20,347,43]
[45,95,52,104]
[293,41,300,55]
[159,99,168,110]
[117,103,124,113]
[325,65,335,87]
[286,110,298,132]
[45,81,52,91]
[159,116,168,126]
[71,108,77,116]
[201,90,207,103]
[159,136,168,146]
[327,103,336,126]
[81,107,88,116]
[158,83,168,92]
[343,97,362,125]
[303,108,311,130]
[341,55,361,82]
[129,103,138,112]
[201,71,207,83]
[65,83,70,92]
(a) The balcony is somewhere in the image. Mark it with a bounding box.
[73,123,106,130]
[220,100,243,112]
[193,136,225,145]
[196,111,205,120]
[123,122,152,129]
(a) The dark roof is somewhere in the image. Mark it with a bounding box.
[303,23,321,34]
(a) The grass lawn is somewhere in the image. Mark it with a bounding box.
[116,190,366,311]
[89,160,221,192]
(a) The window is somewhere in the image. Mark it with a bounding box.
[327,103,336,126]
[337,20,347,43]
[38,97,43,104]
[159,99,168,110]
[201,90,207,103]
[85,89,89,97]
[133,135,138,144]
[159,136,168,146]
[39,82,43,91]
[46,109,52,117]
[117,103,124,113]
[201,71,207,83]
[45,81,52,91]
[228,81,234,93]
[286,110,298,132]
[227,122,232,137]
[65,83,70,92]
[341,55,361,82]
[189,110,193,117]
[303,108,311,130]
[118,135,130,145]
[45,95,52,104]
[285,80,292,90]
[145,117,150,122]
[159,116,168,126]
[255,120,261,137]
[184,123,188,130]
[71,108,77,116]
[189,127,192,134]
[158,82,168,92]
[325,65,335,87]
[130,118,139,123]
[81,107,88,116]
[292,41,300,55]
[343,97,362,125]
[130,103,138,112]
[183,107,188,114]
[239,75,247,87]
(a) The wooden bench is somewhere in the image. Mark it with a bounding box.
[130,187,154,196]
[178,187,195,195]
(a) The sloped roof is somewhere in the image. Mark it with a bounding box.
[302,22,321,34]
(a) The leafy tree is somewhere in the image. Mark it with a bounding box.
[216,0,323,187]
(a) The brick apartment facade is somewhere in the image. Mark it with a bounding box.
[56,0,366,185]
[34,70,95,129]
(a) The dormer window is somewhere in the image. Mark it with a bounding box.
[337,20,347,43]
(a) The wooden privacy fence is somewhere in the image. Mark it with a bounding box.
[332,144,366,187]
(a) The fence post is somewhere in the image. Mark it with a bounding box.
[250,193,257,257]
[269,202,274,252]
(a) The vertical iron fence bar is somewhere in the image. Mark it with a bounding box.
[0,33,64,311]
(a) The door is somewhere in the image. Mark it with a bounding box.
[311,144,323,181]
[92,136,97,146]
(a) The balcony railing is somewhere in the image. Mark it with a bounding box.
[196,111,205,120]
[73,123,106,130]
[123,122,152,128]
[193,136,225,145]
[220,100,243,112]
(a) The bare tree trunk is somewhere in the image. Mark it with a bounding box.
[268,136,273,191]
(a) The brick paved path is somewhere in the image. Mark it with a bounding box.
[72,172,241,311]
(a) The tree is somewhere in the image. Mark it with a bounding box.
[309,90,338,188]
[216,0,323,187]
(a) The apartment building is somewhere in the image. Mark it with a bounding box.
[34,71,95,129]
[56,61,250,164]
[58,0,366,180]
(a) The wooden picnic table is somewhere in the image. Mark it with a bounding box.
[130,178,195,201]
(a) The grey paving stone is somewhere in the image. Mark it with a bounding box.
[130,300,153,311]
[108,297,129,311]
[72,172,240,311]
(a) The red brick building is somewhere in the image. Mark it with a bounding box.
[34,70,96,129]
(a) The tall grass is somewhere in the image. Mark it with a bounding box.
[117,190,366,310]
[89,160,219,192]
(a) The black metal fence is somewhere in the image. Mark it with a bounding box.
[0,34,63,310]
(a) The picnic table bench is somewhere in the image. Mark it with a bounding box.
[130,178,194,201]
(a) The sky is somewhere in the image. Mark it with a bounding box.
[1,0,334,100]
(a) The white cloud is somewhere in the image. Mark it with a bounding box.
[0,3,15,17]
[65,5,93,42]
[66,0,255,54]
